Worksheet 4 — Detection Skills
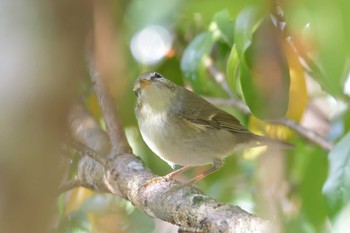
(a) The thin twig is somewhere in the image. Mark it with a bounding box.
[68,139,106,167]
[205,97,334,151]
[205,57,233,97]
[87,52,132,156]
[270,118,333,151]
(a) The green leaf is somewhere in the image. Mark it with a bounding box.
[180,32,226,96]
[306,1,347,97]
[234,6,262,61]
[299,148,328,228]
[235,7,290,119]
[181,32,213,80]
[323,132,350,219]
[226,44,242,97]
[286,139,328,232]
[210,9,234,46]
[285,1,349,98]
[235,9,290,119]
[243,18,290,119]
[343,109,350,134]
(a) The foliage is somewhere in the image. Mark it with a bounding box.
[323,132,350,219]
[60,0,350,232]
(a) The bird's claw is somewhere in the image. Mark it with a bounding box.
[141,176,172,189]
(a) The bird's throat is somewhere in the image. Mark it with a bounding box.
[141,87,173,113]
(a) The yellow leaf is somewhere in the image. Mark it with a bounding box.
[85,93,102,120]
[65,187,94,215]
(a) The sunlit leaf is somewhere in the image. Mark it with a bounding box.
[323,132,350,219]
[180,32,226,96]
[65,187,94,215]
[283,41,308,122]
[248,116,292,142]
[181,32,213,79]
[226,45,242,97]
[234,6,263,60]
[210,9,234,46]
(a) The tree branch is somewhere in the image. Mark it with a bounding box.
[87,53,132,156]
[67,138,106,167]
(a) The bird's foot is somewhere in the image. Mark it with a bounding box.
[141,176,172,189]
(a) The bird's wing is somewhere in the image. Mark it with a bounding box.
[174,89,250,134]
[181,109,251,133]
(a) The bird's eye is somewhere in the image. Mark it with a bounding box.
[151,72,162,80]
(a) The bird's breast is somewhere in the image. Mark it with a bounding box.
[137,107,172,159]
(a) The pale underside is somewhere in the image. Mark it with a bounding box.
[137,107,257,169]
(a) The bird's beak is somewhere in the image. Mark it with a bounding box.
[133,79,151,97]
[139,79,151,89]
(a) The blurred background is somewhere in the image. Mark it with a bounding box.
[1,0,350,232]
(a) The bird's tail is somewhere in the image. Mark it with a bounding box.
[253,135,295,149]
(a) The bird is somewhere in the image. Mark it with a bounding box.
[133,71,293,184]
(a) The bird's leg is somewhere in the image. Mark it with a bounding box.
[160,159,224,195]
[182,159,223,186]
[141,166,193,188]
[141,160,222,189]
[163,165,193,181]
